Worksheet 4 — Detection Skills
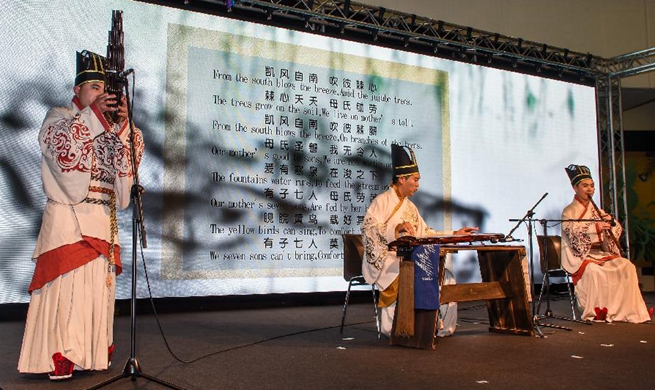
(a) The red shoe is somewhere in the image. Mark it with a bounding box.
[108,344,115,367]
[649,307,654,320]
[594,307,608,322]
[48,352,73,380]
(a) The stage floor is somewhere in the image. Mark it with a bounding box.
[1,293,654,390]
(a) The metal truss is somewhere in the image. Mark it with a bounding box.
[602,48,655,78]
[161,1,654,80]
[156,0,606,81]
[223,0,604,82]
[596,76,631,257]
[594,48,655,258]
[235,0,655,80]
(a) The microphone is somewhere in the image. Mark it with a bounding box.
[107,69,134,78]
[118,68,134,78]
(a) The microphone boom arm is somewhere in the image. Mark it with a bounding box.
[504,192,548,241]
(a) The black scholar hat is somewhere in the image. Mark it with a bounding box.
[565,164,592,186]
[75,50,106,87]
[392,144,419,178]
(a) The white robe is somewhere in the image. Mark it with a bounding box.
[361,187,456,336]
[561,196,650,323]
[18,97,143,374]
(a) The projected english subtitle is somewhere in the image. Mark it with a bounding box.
[209,199,257,209]
[230,98,252,109]
[300,107,330,117]
[210,145,257,158]
[211,172,268,184]
[391,118,413,127]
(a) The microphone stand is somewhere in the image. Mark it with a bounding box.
[507,192,548,338]
[86,74,189,390]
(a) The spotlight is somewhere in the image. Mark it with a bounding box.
[437,20,445,35]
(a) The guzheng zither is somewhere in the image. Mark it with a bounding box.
[388,233,506,257]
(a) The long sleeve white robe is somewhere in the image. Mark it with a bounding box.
[18,97,144,374]
[561,196,650,323]
[361,187,456,336]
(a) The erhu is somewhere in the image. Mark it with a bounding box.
[105,10,126,124]
[589,197,625,257]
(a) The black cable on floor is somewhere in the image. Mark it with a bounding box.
[137,237,374,364]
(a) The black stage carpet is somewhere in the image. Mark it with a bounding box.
[1,293,654,390]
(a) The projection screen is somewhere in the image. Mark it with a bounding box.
[0,0,599,304]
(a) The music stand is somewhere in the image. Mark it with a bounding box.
[86,74,189,390]
[533,219,591,330]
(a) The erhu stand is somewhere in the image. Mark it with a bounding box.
[86,74,189,390]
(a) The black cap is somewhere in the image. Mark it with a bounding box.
[565,164,592,186]
[392,144,419,178]
[75,50,106,87]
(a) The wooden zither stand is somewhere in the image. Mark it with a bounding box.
[389,236,535,350]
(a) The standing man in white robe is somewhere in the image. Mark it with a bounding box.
[561,164,651,323]
[361,144,477,337]
[18,50,144,380]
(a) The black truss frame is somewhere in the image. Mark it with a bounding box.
[138,0,655,257]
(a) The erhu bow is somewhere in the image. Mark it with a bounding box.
[105,10,125,124]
